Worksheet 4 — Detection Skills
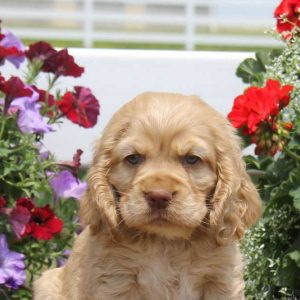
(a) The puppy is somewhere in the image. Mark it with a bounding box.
[34,92,261,300]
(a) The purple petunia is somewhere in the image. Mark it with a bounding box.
[49,170,87,201]
[0,234,26,290]
[10,87,53,134]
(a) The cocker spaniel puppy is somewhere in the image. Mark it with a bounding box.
[34,92,261,300]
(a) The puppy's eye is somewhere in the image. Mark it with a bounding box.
[183,155,201,165]
[125,154,144,165]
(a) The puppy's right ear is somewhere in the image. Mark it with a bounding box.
[80,118,129,235]
[80,161,117,235]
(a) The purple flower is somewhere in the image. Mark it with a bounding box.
[57,249,71,267]
[0,234,26,290]
[10,87,53,134]
[49,170,87,200]
[17,101,53,134]
[0,31,25,68]
[36,142,51,160]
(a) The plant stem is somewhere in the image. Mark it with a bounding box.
[247,169,266,178]
[0,117,5,140]
[283,146,300,162]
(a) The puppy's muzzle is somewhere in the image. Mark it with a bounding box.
[144,189,173,210]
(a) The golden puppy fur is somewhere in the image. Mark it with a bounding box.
[34,93,261,300]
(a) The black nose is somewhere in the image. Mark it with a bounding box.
[144,189,172,210]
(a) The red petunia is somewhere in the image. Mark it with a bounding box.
[0,30,25,68]
[57,86,100,128]
[0,196,6,209]
[27,205,63,240]
[14,198,63,240]
[42,49,84,78]
[0,76,33,114]
[25,41,57,63]
[16,197,35,211]
[0,46,24,66]
[0,76,33,100]
[228,79,293,134]
[274,0,300,39]
[31,85,56,114]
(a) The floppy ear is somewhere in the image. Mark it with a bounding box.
[80,119,129,235]
[209,126,261,244]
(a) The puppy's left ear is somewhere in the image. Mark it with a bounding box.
[210,125,261,243]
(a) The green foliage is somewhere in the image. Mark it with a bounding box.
[236,49,282,85]
[237,34,300,299]
[0,116,55,200]
[0,31,97,298]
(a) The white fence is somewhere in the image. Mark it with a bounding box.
[1,0,281,49]
[2,48,253,164]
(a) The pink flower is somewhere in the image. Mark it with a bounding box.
[9,206,31,239]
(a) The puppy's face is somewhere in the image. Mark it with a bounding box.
[82,93,261,241]
[108,96,219,239]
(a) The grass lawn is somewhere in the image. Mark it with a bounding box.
[22,38,279,52]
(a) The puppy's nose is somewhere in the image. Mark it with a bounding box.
[144,189,172,210]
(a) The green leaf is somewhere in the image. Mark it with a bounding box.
[0,148,11,157]
[255,49,282,68]
[236,57,264,85]
[289,187,300,209]
[287,250,300,268]
[236,49,282,85]
[279,254,300,289]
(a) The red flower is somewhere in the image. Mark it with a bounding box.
[0,76,33,114]
[32,85,55,111]
[0,46,24,66]
[73,149,83,170]
[15,198,63,240]
[228,79,293,134]
[274,0,300,39]
[57,86,100,128]
[25,41,57,62]
[42,49,84,78]
[16,197,35,211]
[0,30,25,68]
[0,196,6,209]
[0,76,32,100]
[27,205,63,240]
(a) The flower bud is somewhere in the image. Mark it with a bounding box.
[266,140,272,148]
[282,122,293,131]
[269,145,278,156]
[255,146,263,156]
[271,134,279,142]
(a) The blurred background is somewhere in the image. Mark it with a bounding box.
[1,0,281,51]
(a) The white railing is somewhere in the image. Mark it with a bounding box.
[2,48,253,164]
[1,0,280,49]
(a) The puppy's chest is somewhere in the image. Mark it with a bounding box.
[100,249,204,300]
[136,255,202,299]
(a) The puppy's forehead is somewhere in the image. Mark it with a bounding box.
[117,93,223,137]
[107,93,226,162]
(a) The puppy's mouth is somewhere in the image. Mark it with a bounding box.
[147,209,170,223]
